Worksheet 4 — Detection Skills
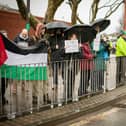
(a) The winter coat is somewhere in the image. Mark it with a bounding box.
[116,37,126,57]
[14,34,30,44]
[91,41,108,71]
[80,42,94,70]
[48,34,65,62]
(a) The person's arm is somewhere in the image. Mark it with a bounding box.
[116,38,126,55]
[82,45,94,59]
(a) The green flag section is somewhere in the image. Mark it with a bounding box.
[0,64,47,80]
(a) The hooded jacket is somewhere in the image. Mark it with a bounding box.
[116,37,126,57]
[80,42,94,70]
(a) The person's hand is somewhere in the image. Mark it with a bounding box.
[56,44,59,49]
[79,43,82,47]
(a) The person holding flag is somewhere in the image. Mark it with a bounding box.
[116,30,126,85]
[14,28,30,47]
[0,30,8,105]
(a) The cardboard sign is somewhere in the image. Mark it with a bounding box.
[65,40,79,53]
[93,34,100,51]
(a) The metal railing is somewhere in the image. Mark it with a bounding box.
[0,56,125,119]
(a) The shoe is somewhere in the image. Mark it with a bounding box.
[58,103,62,107]
[72,98,78,102]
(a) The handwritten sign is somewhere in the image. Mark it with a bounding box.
[65,40,79,53]
[93,34,100,51]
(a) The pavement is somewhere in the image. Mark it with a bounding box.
[0,85,126,126]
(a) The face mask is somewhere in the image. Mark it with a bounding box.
[22,34,27,38]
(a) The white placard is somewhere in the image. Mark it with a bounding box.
[65,40,79,53]
[17,41,28,48]
[93,34,100,51]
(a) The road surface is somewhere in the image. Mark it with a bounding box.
[56,97,126,126]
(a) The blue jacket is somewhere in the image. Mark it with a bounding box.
[91,41,109,70]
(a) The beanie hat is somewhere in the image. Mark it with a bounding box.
[121,30,126,35]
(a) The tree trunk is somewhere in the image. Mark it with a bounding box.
[44,0,64,23]
[68,0,81,25]
[90,0,100,23]
[16,0,40,29]
[71,2,78,24]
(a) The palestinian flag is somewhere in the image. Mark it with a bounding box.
[0,33,48,80]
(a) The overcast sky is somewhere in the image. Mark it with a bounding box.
[0,0,124,34]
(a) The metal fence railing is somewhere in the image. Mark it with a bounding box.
[0,56,125,119]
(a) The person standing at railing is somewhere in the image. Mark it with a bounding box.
[47,29,65,107]
[0,30,8,105]
[12,29,31,94]
[116,30,126,85]
[65,33,82,101]
[80,41,95,95]
[14,28,30,47]
[90,35,110,92]
[29,23,49,105]
[30,22,46,46]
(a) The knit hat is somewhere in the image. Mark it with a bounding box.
[121,30,126,35]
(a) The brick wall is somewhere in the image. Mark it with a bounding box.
[0,9,71,40]
[0,10,35,40]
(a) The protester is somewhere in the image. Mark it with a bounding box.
[80,41,95,94]
[29,23,49,105]
[67,33,78,101]
[14,28,30,47]
[116,30,126,84]
[0,30,8,105]
[64,33,81,101]
[30,22,46,46]
[91,34,110,91]
[13,29,30,102]
[13,29,29,93]
[47,29,65,106]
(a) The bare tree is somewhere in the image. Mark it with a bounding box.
[90,0,100,23]
[16,0,124,28]
[16,0,40,29]
[67,0,82,24]
[44,0,64,23]
[89,0,124,23]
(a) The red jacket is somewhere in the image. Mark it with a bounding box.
[80,43,94,70]
[0,35,7,66]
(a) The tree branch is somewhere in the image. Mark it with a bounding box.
[67,0,82,24]
[44,0,64,23]
[89,0,100,23]
[104,0,124,18]
[16,0,40,29]
[77,14,84,24]
[98,0,124,10]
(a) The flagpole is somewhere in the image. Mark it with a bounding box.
[26,0,30,31]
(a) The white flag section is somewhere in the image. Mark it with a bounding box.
[93,34,100,51]
[65,40,79,53]
[5,50,47,65]
[1,51,48,80]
